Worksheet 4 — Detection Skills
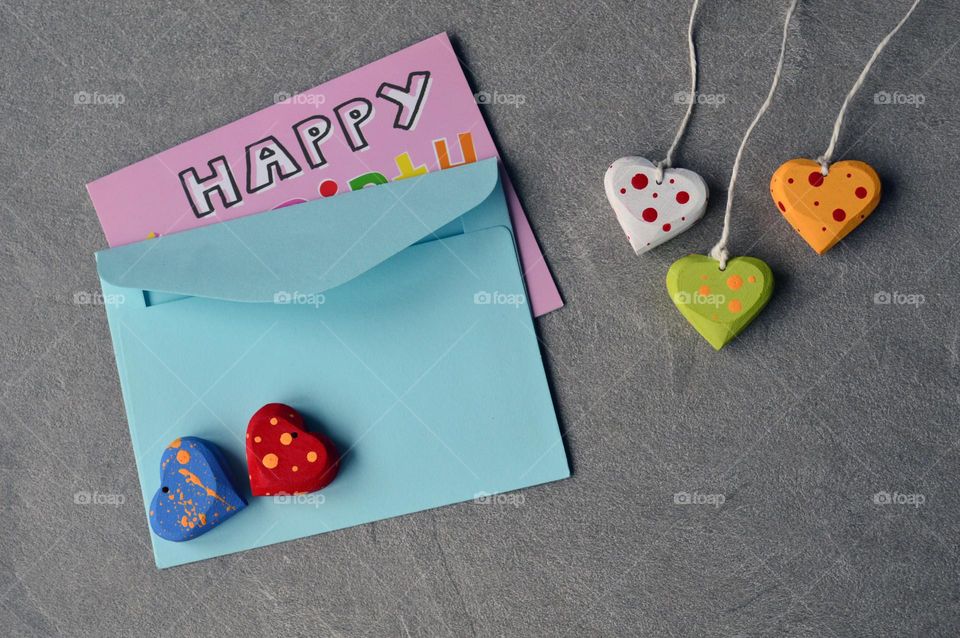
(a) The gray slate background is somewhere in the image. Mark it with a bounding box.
[2,0,959,635]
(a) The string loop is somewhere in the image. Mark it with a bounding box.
[816,0,922,174]
[709,0,798,270]
[655,0,700,184]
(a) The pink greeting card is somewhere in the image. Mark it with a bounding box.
[86,33,562,316]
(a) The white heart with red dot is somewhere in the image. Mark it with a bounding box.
[604,156,708,255]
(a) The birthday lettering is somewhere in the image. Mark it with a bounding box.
[349,172,389,191]
[178,156,242,218]
[293,115,333,169]
[334,97,375,152]
[178,70,450,217]
[245,136,302,193]
[377,71,431,130]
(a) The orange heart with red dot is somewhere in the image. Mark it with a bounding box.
[245,403,339,497]
[770,159,881,254]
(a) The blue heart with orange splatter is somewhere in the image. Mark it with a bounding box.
[149,437,246,542]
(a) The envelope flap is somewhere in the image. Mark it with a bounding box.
[95,159,500,302]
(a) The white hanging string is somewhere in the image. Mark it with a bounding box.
[709,0,798,270]
[654,0,700,185]
[816,0,922,174]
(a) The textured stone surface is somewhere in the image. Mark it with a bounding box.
[2,0,959,635]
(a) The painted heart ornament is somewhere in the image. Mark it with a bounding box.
[605,156,708,255]
[149,437,247,542]
[667,255,774,350]
[246,403,339,497]
[771,158,881,254]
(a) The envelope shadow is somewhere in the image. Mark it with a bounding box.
[533,345,575,476]
[450,34,573,475]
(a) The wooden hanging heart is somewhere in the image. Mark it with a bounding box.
[246,403,339,497]
[149,437,247,542]
[666,254,774,350]
[605,156,708,255]
[770,158,881,254]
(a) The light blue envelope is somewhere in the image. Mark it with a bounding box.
[95,159,570,568]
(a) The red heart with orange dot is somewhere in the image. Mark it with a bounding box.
[245,403,339,497]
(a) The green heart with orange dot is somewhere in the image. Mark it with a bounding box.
[666,255,774,350]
